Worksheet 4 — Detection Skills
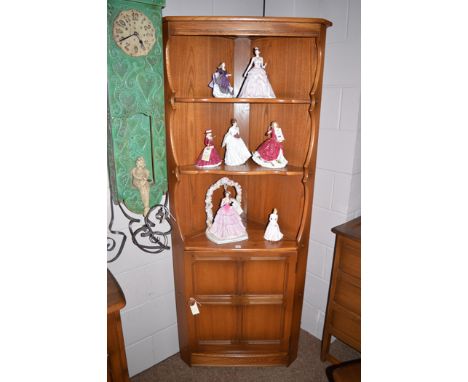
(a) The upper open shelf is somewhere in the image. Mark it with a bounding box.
[175,97,311,104]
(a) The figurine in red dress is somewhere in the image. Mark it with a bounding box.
[252,121,288,168]
[196,130,223,168]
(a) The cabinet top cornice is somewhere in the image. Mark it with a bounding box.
[163,16,332,27]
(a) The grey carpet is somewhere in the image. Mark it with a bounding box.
[132,330,360,381]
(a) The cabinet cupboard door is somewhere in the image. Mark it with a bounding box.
[187,252,297,351]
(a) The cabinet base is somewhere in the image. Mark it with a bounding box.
[190,352,290,367]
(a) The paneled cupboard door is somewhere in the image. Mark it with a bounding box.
[186,252,297,354]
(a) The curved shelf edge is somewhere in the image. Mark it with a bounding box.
[184,221,298,253]
[175,97,311,104]
[179,163,303,176]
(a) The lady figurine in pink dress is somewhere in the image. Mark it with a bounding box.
[252,121,288,168]
[206,190,248,244]
[195,130,223,168]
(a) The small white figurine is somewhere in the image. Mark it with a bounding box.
[252,121,288,168]
[206,189,248,244]
[237,47,275,98]
[195,130,223,168]
[222,119,251,166]
[131,156,151,216]
[264,208,283,242]
[209,62,234,98]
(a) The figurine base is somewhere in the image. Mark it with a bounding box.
[206,229,248,244]
[252,152,288,168]
[196,161,223,168]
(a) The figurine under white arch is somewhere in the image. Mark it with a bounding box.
[205,177,248,244]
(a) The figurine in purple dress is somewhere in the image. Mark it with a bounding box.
[252,121,288,168]
[206,190,248,244]
[209,62,234,98]
[196,130,223,168]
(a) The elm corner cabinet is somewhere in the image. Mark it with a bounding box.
[163,16,332,367]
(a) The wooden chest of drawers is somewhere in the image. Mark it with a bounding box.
[321,217,361,363]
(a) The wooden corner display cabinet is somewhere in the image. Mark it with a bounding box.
[163,16,331,367]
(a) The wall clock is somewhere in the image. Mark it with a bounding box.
[113,9,156,57]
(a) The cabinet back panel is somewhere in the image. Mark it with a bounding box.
[171,103,234,166]
[245,176,304,237]
[249,104,311,167]
[168,36,235,98]
[176,174,303,238]
[251,37,317,99]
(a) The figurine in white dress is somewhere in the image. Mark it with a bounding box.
[264,208,283,241]
[238,47,275,98]
[222,119,251,166]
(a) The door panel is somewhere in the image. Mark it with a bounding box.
[192,260,237,295]
[195,305,238,341]
[241,305,284,341]
[243,259,288,294]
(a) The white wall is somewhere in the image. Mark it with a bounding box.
[108,0,360,376]
[107,193,179,377]
[289,0,361,340]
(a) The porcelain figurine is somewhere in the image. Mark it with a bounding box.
[264,208,283,241]
[221,119,251,166]
[195,130,223,168]
[131,156,151,216]
[205,178,248,244]
[237,47,275,98]
[209,62,234,98]
[206,190,248,244]
[252,121,288,168]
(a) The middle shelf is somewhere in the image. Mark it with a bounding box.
[178,162,303,176]
[175,97,311,104]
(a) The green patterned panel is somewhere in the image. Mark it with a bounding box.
[107,0,167,214]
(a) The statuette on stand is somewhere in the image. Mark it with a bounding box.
[131,156,151,216]
[252,121,288,168]
[264,208,283,241]
[222,119,251,166]
[205,177,248,244]
[195,130,223,168]
[209,62,234,98]
[238,47,275,98]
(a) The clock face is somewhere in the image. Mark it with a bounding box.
[113,9,156,57]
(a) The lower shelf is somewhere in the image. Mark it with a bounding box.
[184,220,298,252]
